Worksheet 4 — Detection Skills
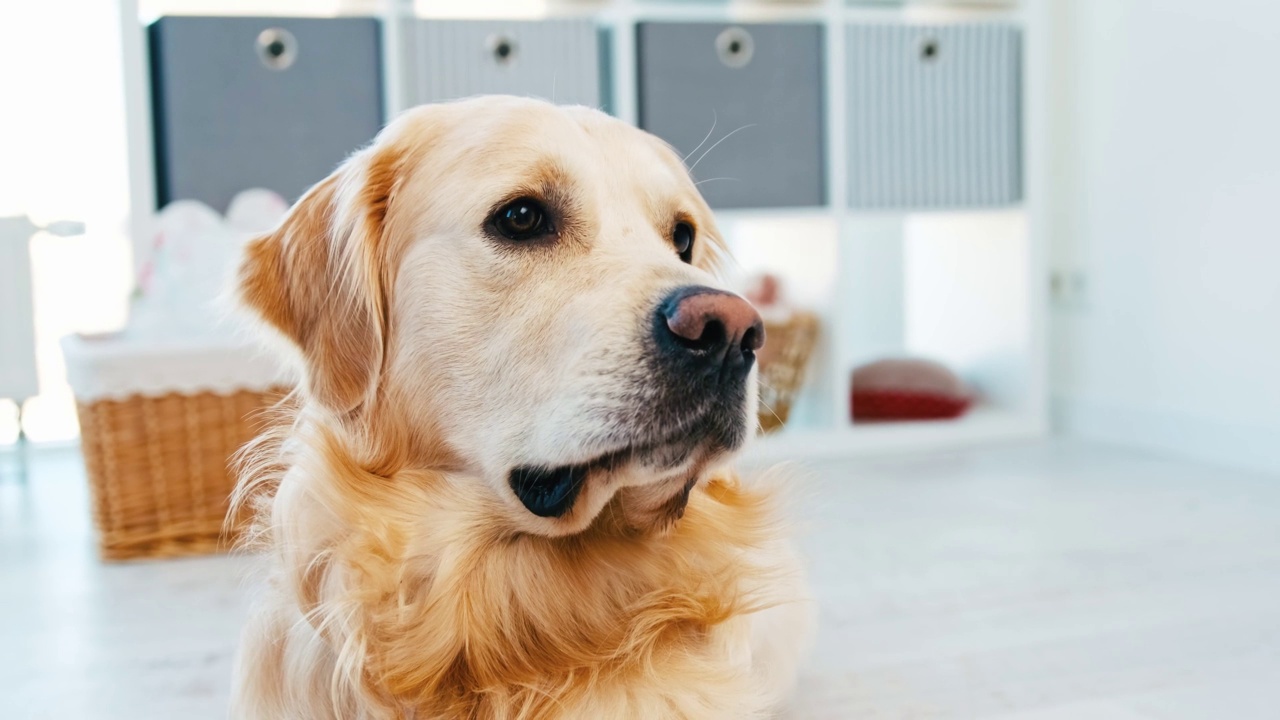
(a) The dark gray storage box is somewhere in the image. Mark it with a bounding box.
[637,22,826,209]
[149,16,383,211]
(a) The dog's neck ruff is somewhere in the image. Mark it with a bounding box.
[243,423,783,716]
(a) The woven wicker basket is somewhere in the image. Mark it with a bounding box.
[757,311,821,433]
[76,387,285,560]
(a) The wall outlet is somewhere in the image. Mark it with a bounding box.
[1050,269,1090,312]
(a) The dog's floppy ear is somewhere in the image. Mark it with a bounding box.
[238,147,401,415]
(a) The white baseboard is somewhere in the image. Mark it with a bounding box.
[1052,395,1280,476]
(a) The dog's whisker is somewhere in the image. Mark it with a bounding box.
[683,109,718,163]
[755,394,785,428]
[689,123,757,173]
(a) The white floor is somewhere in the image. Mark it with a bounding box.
[3,440,1279,719]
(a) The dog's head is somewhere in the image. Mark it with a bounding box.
[239,96,762,537]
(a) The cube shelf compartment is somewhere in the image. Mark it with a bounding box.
[636,21,827,209]
[148,16,383,211]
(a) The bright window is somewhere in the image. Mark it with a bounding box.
[0,1,134,443]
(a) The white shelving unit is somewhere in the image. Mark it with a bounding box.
[116,0,1049,461]
[590,0,1050,461]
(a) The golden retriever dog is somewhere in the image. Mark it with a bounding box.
[231,95,812,719]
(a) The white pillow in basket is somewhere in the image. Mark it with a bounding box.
[129,189,287,341]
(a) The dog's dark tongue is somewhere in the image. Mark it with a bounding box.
[508,465,588,518]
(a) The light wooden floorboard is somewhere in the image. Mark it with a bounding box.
[3,440,1278,719]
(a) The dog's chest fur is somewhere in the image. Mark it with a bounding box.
[237,439,798,719]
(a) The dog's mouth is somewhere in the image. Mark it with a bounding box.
[508,447,636,518]
[508,412,749,519]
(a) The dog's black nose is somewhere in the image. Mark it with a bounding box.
[656,286,765,379]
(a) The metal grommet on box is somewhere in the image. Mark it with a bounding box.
[715,26,754,69]
[919,36,941,63]
[256,27,297,71]
[487,34,518,65]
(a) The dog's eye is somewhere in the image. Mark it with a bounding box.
[673,222,695,263]
[492,198,551,241]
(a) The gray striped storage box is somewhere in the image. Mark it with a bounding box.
[847,23,1022,210]
[404,19,605,110]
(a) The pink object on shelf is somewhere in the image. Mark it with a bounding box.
[745,273,782,308]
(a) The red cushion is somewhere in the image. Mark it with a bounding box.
[851,389,972,422]
[850,358,973,422]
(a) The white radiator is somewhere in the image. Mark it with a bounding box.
[0,216,83,404]
[0,216,39,404]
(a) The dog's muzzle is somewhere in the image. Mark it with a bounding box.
[638,285,764,452]
[507,287,764,520]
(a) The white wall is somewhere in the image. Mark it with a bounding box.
[1050,0,1280,474]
